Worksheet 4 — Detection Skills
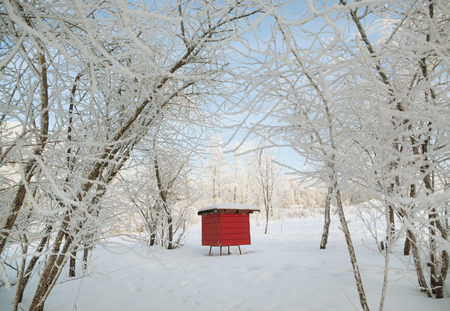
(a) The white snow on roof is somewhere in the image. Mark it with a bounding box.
[198,203,260,212]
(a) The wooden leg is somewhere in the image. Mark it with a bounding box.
[228,246,230,255]
[220,246,222,256]
[238,245,242,255]
[209,246,212,256]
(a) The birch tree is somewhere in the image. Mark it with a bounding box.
[247,0,449,309]
[254,149,280,234]
[336,0,449,300]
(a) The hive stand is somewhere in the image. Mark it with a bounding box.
[209,245,242,256]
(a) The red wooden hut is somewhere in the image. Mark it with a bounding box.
[198,203,260,255]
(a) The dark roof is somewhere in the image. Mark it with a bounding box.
[198,203,260,215]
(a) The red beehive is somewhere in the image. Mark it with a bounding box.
[198,203,260,255]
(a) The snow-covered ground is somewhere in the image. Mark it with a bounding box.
[1,212,449,311]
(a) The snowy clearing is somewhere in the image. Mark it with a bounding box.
[1,212,448,311]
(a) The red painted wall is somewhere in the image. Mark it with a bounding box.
[201,213,251,246]
[201,213,220,246]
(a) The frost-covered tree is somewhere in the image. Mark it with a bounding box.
[246,0,449,309]
[338,0,449,300]
[115,128,199,250]
[208,136,229,204]
[0,1,271,310]
[254,149,280,234]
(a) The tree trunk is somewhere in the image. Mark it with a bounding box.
[403,237,411,256]
[418,1,448,298]
[28,207,79,311]
[407,229,432,297]
[264,189,269,235]
[15,225,52,304]
[386,205,395,247]
[69,247,77,277]
[379,237,393,311]
[320,187,333,249]
[150,232,156,246]
[167,215,174,250]
[14,242,28,311]
[0,163,34,255]
[379,195,398,311]
[403,184,416,257]
[264,210,269,234]
[428,206,448,298]
[213,166,218,204]
[29,214,93,311]
[83,245,90,273]
[335,189,370,311]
